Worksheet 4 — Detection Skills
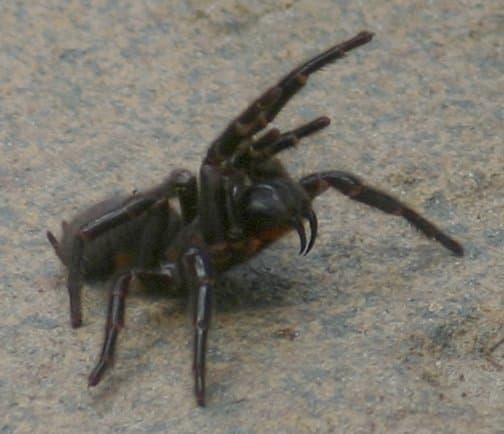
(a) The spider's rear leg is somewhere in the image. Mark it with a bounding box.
[88,272,131,386]
[206,31,373,164]
[66,196,159,327]
[88,265,180,387]
[300,171,464,256]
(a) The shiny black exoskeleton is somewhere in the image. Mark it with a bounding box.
[47,32,463,406]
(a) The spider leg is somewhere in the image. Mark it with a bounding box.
[172,169,198,224]
[181,247,214,407]
[88,272,131,386]
[137,203,182,268]
[206,31,373,164]
[46,230,66,264]
[232,116,330,168]
[300,171,464,256]
[88,265,180,387]
[67,196,159,328]
[198,165,231,245]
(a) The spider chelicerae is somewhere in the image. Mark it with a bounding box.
[47,31,463,406]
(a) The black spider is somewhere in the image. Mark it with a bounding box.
[47,32,464,407]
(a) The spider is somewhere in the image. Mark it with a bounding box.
[47,31,464,407]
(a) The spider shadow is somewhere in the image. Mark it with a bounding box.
[214,263,300,313]
[122,264,298,314]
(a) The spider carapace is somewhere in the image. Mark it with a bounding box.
[47,32,463,406]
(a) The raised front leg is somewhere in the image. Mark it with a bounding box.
[205,31,373,164]
[232,116,330,169]
[180,247,214,407]
[300,171,464,256]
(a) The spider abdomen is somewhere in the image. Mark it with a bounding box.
[50,194,182,279]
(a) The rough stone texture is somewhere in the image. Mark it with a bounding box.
[1,1,502,433]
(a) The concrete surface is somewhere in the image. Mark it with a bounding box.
[1,1,502,433]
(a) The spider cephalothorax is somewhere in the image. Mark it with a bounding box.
[47,32,463,406]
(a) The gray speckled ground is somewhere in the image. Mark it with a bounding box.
[1,1,502,433]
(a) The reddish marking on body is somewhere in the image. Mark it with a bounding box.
[206,225,293,272]
[257,226,291,243]
[114,253,134,269]
[239,226,291,259]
